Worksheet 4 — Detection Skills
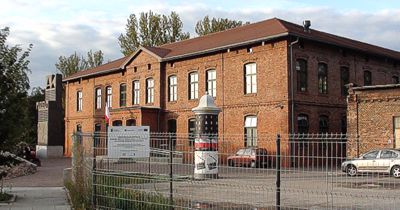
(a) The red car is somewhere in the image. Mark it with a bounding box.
[227,147,269,168]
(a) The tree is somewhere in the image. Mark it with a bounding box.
[55,50,104,78]
[195,16,247,36]
[118,11,190,56]
[0,27,32,150]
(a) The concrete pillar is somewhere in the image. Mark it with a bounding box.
[192,94,221,179]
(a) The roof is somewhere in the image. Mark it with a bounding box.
[63,18,400,82]
[352,84,400,91]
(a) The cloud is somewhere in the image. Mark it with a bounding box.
[1,1,400,89]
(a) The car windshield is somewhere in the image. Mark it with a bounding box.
[236,149,246,156]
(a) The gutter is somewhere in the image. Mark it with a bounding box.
[62,67,122,82]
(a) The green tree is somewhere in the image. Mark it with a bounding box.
[20,87,45,145]
[0,27,32,149]
[195,16,247,36]
[55,50,104,78]
[118,11,190,56]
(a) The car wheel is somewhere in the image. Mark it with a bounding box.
[228,160,234,167]
[391,165,400,178]
[250,161,256,168]
[346,165,357,177]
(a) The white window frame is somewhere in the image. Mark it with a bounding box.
[244,116,257,147]
[245,63,257,94]
[77,91,83,111]
[207,70,216,97]
[146,78,154,104]
[189,72,198,100]
[169,75,177,102]
[106,86,112,108]
[133,80,140,105]
[95,88,101,109]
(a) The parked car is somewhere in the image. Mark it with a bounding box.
[227,147,269,168]
[341,149,400,178]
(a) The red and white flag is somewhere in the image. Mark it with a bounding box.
[105,106,110,124]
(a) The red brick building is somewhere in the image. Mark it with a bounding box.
[63,18,400,157]
[347,84,400,158]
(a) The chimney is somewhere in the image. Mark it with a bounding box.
[303,20,311,33]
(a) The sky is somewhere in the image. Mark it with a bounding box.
[2,0,400,90]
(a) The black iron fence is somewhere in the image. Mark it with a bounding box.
[71,132,400,210]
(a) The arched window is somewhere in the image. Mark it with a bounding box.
[94,124,101,132]
[340,67,350,96]
[392,76,399,84]
[106,86,112,107]
[297,114,309,134]
[318,63,328,94]
[296,59,307,92]
[95,88,102,109]
[206,70,217,97]
[146,78,154,104]
[364,70,372,86]
[188,118,196,146]
[119,83,126,107]
[244,63,257,94]
[189,72,198,99]
[319,115,329,133]
[168,75,177,101]
[244,116,257,147]
[132,80,140,105]
[126,119,136,126]
[112,120,122,126]
[77,91,83,111]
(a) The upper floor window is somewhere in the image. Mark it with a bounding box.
[392,76,399,84]
[119,83,127,107]
[146,78,154,104]
[244,116,257,147]
[296,59,307,92]
[245,63,257,94]
[77,91,82,111]
[168,75,177,101]
[95,88,102,109]
[297,114,309,134]
[364,70,372,86]
[206,70,217,97]
[340,67,350,96]
[132,80,140,105]
[318,63,328,94]
[189,72,198,100]
[106,86,112,108]
[319,115,329,133]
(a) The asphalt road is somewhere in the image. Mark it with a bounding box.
[93,159,400,210]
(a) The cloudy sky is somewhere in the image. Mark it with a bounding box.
[2,0,400,89]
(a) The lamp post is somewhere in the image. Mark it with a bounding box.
[192,93,221,179]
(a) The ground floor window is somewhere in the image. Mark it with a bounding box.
[244,116,257,147]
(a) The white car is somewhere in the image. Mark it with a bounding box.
[341,149,400,178]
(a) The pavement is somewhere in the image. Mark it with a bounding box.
[1,158,72,210]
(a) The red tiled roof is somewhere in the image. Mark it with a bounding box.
[63,18,400,82]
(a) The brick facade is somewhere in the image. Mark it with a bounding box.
[63,18,400,157]
[347,85,400,158]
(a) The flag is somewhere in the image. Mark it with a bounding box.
[105,106,110,124]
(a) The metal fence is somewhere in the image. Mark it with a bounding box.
[72,132,400,210]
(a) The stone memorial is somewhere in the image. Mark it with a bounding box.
[36,74,64,158]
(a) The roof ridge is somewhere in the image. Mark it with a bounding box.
[159,17,280,49]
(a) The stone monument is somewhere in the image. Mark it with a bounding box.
[192,93,221,179]
[36,74,64,158]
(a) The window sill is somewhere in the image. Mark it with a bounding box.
[296,91,309,95]
[244,93,257,97]
[168,101,178,104]
[188,98,199,101]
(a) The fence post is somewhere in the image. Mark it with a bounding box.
[276,134,281,210]
[169,134,174,210]
[92,133,97,209]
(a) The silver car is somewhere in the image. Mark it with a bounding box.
[341,149,400,178]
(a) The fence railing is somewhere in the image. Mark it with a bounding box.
[72,132,400,210]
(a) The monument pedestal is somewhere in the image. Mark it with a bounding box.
[36,145,64,159]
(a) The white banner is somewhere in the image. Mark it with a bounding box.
[107,126,150,159]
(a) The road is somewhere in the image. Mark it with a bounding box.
[92,159,400,210]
